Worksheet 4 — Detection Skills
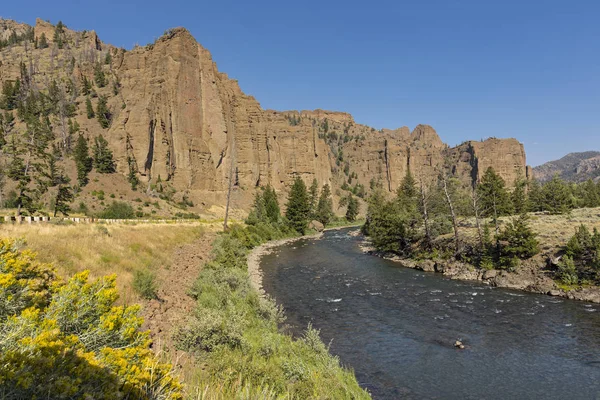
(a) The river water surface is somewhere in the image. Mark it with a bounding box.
[260,228,600,399]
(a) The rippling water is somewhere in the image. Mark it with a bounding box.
[260,228,600,399]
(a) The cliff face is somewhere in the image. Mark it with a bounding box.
[0,19,530,209]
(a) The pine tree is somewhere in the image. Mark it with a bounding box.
[497,214,539,270]
[96,96,111,128]
[345,194,359,222]
[285,176,311,234]
[105,52,112,65]
[511,174,528,215]
[93,135,116,173]
[540,174,573,214]
[397,168,421,236]
[263,185,280,224]
[580,179,600,208]
[86,97,94,119]
[94,62,106,88]
[477,167,513,233]
[308,178,319,217]
[527,178,543,212]
[38,33,48,49]
[73,134,92,186]
[81,77,92,96]
[315,183,333,226]
[1,80,20,110]
[53,21,65,49]
[53,169,73,217]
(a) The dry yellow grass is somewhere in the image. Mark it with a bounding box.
[457,207,600,252]
[0,221,221,303]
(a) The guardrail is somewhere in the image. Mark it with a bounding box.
[2,216,205,224]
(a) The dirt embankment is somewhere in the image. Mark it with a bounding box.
[359,238,600,303]
[141,233,215,359]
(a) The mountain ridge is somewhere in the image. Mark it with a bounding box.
[534,151,600,183]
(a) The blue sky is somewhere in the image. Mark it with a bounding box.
[2,0,599,166]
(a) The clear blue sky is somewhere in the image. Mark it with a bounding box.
[3,0,599,166]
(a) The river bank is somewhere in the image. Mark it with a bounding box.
[358,234,600,303]
[248,232,323,295]
[247,224,362,296]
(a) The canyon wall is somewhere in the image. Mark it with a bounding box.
[0,19,530,209]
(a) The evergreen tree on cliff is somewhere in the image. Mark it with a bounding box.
[85,97,94,119]
[93,135,116,173]
[308,178,319,217]
[315,183,334,226]
[73,134,92,186]
[96,96,111,129]
[286,176,310,234]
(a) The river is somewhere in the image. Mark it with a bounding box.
[260,228,600,399]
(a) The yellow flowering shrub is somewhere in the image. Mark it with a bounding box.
[0,238,182,399]
[0,238,57,320]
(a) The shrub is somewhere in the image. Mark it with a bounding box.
[557,256,579,285]
[98,201,135,219]
[0,239,182,399]
[497,214,539,269]
[133,269,158,299]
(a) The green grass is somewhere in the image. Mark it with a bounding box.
[177,224,370,399]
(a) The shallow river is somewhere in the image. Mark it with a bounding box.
[260,228,600,399]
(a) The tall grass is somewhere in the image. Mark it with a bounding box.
[0,222,209,302]
[176,224,370,399]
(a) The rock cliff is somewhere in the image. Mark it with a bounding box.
[0,18,530,210]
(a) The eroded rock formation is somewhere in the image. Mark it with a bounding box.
[0,18,530,209]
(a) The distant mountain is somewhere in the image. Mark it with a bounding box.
[534,151,600,182]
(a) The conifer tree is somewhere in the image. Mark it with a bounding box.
[581,179,600,208]
[94,62,106,88]
[477,167,513,233]
[263,185,280,224]
[397,168,421,235]
[511,174,528,215]
[497,214,539,270]
[81,76,92,96]
[93,135,116,173]
[315,183,334,226]
[527,178,543,212]
[1,80,20,110]
[38,33,48,49]
[73,134,92,186]
[285,176,311,234]
[53,169,73,217]
[53,21,65,49]
[86,97,94,119]
[540,174,573,214]
[96,96,111,128]
[345,194,359,222]
[308,178,319,217]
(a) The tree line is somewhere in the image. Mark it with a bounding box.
[364,165,600,272]
[246,177,361,236]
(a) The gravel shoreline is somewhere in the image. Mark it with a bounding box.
[247,232,323,296]
[247,225,362,296]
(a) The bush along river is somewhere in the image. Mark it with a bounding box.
[259,228,600,399]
